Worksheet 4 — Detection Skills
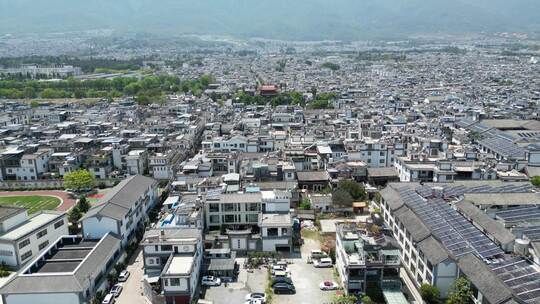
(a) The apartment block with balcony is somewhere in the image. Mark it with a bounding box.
[335,221,401,295]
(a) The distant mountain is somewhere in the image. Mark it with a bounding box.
[0,0,538,40]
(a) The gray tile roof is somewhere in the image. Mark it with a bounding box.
[458,253,514,304]
[455,200,516,245]
[81,175,156,221]
[395,208,430,242]
[379,186,404,211]
[0,234,121,294]
[417,236,450,265]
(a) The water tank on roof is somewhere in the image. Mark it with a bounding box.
[514,238,530,256]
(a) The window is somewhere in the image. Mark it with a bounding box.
[0,250,13,257]
[170,278,181,286]
[161,245,173,251]
[19,239,30,249]
[149,259,154,265]
[247,203,259,212]
[38,240,49,250]
[209,203,219,212]
[37,229,48,239]
[246,214,258,222]
[223,204,233,212]
[54,220,64,229]
[209,215,220,224]
[224,214,235,223]
[21,250,32,261]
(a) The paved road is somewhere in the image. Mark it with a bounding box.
[0,190,76,211]
[273,238,334,304]
[116,248,149,304]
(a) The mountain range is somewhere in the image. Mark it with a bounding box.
[0,0,538,40]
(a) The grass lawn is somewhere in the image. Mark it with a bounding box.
[0,196,61,214]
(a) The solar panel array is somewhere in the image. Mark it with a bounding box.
[495,206,540,224]
[523,226,540,242]
[478,134,525,159]
[398,188,503,259]
[415,183,534,199]
[491,257,540,303]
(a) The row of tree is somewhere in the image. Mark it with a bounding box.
[0,74,214,103]
[420,278,473,304]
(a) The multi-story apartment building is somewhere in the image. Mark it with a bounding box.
[346,139,405,168]
[335,221,401,295]
[81,175,158,246]
[149,151,180,180]
[0,206,68,269]
[141,228,203,304]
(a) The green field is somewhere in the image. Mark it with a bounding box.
[0,196,61,214]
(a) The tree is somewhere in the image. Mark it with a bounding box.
[420,283,441,304]
[68,207,82,225]
[447,277,472,304]
[64,169,95,192]
[532,176,540,187]
[332,293,357,304]
[78,196,91,213]
[299,198,311,210]
[361,296,374,304]
[338,180,366,201]
[332,189,353,207]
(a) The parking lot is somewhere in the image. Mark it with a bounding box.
[204,239,334,304]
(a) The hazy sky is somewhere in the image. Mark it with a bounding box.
[0,0,538,40]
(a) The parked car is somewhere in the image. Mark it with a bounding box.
[273,283,296,294]
[201,276,221,286]
[272,276,293,286]
[245,292,266,303]
[117,270,130,282]
[271,270,291,279]
[310,249,328,260]
[110,284,123,297]
[101,293,115,304]
[314,257,333,268]
[319,281,339,290]
[271,265,290,275]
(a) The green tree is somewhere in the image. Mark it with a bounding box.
[361,296,374,304]
[447,277,472,304]
[63,169,96,192]
[338,180,366,201]
[78,196,91,213]
[531,176,540,187]
[332,293,357,304]
[299,198,311,210]
[332,189,353,207]
[23,87,37,98]
[68,207,82,226]
[420,284,441,304]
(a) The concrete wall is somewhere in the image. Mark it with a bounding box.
[82,217,118,239]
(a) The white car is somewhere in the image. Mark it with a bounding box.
[110,284,123,297]
[117,270,130,282]
[314,258,333,268]
[201,276,221,286]
[319,281,339,290]
[245,292,266,303]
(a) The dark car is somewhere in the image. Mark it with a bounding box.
[272,277,293,286]
[273,283,295,294]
